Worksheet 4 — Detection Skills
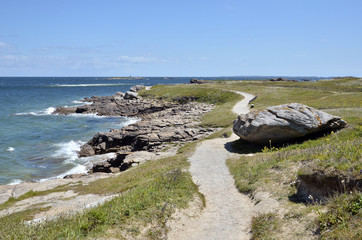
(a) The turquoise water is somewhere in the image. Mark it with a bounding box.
[0,77,193,185]
[0,76,326,185]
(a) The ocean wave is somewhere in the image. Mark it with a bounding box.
[72,100,92,105]
[52,140,85,163]
[7,179,23,185]
[14,107,56,116]
[5,117,136,185]
[50,83,133,87]
[121,118,139,127]
[37,152,117,182]
[68,113,108,118]
[6,147,15,152]
[52,164,88,180]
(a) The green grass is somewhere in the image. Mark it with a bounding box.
[0,141,202,239]
[140,84,238,105]
[1,78,360,239]
[0,185,71,211]
[207,78,362,109]
[318,193,362,239]
[0,169,197,239]
[251,213,280,240]
[227,121,361,195]
[226,150,284,194]
[223,78,361,239]
[140,84,242,128]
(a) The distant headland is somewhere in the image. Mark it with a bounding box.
[105,77,145,80]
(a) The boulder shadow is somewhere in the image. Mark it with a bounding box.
[224,129,343,155]
[224,138,264,154]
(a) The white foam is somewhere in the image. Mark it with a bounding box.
[56,164,88,179]
[43,107,56,115]
[14,107,56,116]
[72,100,92,105]
[52,83,131,87]
[14,112,37,116]
[68,113,107,118]
[6,147,15,152]
[7,179,23,185]
[10,117,137,184]
[121,118,139,127]
[52,140,85,163]
[36,152,117,182]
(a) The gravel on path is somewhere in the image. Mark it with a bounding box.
[168,92,257,240]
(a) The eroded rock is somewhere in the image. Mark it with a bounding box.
[233,103,347,144]
[79,102,216,157]
[54,94,175,117]
[124,91,139,100]
[190,79,211,84]
[291,170,362,203]
[129,85,145,92]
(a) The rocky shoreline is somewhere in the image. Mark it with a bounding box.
[0,85,218,219]
[0,84,217,188]
[57,85,217,175]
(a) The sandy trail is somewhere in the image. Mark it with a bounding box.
[168,92,256,240]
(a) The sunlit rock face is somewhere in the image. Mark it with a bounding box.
[233,103,347,144]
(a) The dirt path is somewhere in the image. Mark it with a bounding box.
[168,92,256,240]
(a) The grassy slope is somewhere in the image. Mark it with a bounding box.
[223,78,361,239]
[140,84,242,128]
[0,86,239,239]
[0,79,360,239]
[0,143,203,239]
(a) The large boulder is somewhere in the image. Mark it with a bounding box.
[124,91,139,99]
[129,85,145,92]
[233,103,347,144]
[189,79,211,84]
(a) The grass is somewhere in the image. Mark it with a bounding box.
[0,185,71,211]
[207,78,362,109]
[140,84,238,105]
[251,213,280,240]
[0,168,197,239]
[318,193,362,239]
[140,84,242,128]
[222,78,361,238]
[1,78,360,239]
[0,141,202,239]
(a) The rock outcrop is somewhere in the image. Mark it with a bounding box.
[190,79,211,84]
[54,94,176,117]
[79,102,215,157]
[129,85,145,92]
[54,85,217,174]
[269,77,297,82]
[233,103,347,144]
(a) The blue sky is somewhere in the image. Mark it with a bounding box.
[0,0,361,77]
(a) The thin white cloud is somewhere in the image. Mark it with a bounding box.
[0,54,165,75]
[0,42,16,53]
[0,41,9,48]
[36,45,99,54]
[117,56,158,64]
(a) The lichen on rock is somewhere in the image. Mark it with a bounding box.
[233,103,347,144]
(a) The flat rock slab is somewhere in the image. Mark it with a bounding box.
[233,103,347,144]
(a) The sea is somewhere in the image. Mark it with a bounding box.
[0,76,327,185]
